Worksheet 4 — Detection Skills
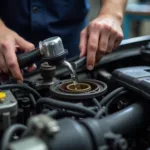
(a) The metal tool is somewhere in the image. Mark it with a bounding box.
[17,36,68,68]
[17,36,78,82]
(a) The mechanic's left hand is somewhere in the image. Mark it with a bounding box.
[79,15,124,70]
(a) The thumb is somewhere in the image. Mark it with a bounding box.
[16,35,35,52]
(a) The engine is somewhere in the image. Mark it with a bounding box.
[1,36,150,150]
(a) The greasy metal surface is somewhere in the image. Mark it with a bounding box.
[39,36,65,57]
[50,79,107,100]
[60,82,92,93]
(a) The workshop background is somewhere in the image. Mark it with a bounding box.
[89,0,150,39]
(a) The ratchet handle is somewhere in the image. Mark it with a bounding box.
[72,57,86,70]
[17,48,41,69]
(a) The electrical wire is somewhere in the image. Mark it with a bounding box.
[0,84,41,99]
[36,97,96,117]
[47,109,60,117]
[106,90,128,108]
[23,79,34,87]
[28,94,36,108]
[99,87,125,106]
[94,106,108,119]
[1,124,27,150]
[47,109,86,118]
[64,110,86,118]
[92,98,101,109]
[95,90,128,119]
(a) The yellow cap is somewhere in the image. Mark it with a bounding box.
[0,92,6,101]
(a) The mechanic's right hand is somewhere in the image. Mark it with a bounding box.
[0,25,35,82]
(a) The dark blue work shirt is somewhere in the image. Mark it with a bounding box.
[0,0,90,58]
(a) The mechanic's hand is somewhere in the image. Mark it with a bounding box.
[0,25,35,82]
[79,15,124,70]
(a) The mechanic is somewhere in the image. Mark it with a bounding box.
[0,0,127,83]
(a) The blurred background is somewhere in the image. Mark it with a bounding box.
[88,0,150,39]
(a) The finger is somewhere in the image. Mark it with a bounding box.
[16,36,35,52]
[114,40,121,49]
[107,33,118,53]
[79,28,88,57]
[87,23,101,69]
[98,24,111,53]
[96,35,106,64]
[114,33,124,49]
[27,64,37,72]
[2,40,23,81]
[0,52,9,74]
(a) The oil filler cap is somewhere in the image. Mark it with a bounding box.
[40,36,68,65]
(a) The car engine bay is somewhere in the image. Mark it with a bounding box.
[1,36,150,150]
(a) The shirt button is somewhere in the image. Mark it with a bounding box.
[32,6,39,13]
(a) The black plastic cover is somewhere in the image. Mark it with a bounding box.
[111,66,150,100]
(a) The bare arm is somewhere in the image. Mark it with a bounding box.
[0,19,35,82]
[80,0,128,70]
[100,0,127,24]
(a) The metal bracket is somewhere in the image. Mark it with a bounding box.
[27,115,60,137]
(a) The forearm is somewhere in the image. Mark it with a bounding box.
[99,0,127,24]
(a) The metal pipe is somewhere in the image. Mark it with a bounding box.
[62,60,78,82]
